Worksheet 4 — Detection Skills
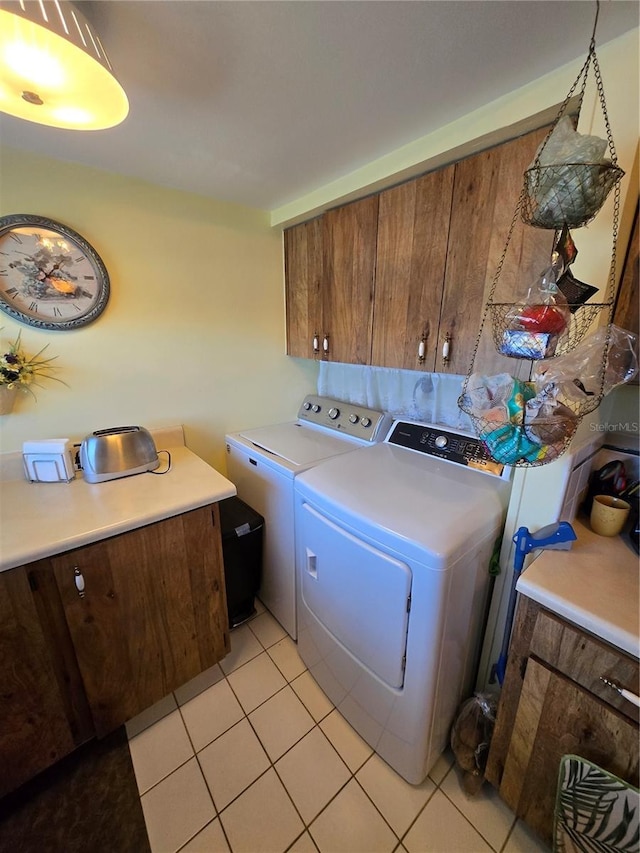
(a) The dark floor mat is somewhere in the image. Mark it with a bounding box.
[0,727,150,853]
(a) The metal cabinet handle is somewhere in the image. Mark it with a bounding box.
[600,677,640,707]
[312,334,320,355]
[442,333,452,363]
[323,335,330,354]
[74,567,86,598]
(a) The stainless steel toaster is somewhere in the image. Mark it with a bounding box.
[80,426,159,483]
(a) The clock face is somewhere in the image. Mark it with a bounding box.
[0,215,110,330]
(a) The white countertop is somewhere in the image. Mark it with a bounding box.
[517,517,639,659]
[0,439,236,572]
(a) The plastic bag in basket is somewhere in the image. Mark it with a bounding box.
[532,324,639,402]
[499,265,570,359]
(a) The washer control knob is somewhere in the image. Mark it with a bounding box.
[311,404,321,413]
[361,417,372,428]
[435,435,448,449]
[328,407,340,420]
[303,402,312,410]
[349,414,359,424]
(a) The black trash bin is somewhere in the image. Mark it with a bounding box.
[219,496,264,628]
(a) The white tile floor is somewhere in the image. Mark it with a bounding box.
[126,602,550,853]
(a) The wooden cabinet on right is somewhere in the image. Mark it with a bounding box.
[614,203,639,380]
[485,595,639,848]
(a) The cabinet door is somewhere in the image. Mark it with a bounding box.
[614,202,639,381]
[323,195,379,364]
[284,217,324,359]
[52,505,230,736]
[498,658,639,847]
[372,166,455,370]
[486,597,640,848]
[437,128,555,374]
[0,567,77,796]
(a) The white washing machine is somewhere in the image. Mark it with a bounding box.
[225,396,390,638]
[294,420,512,783]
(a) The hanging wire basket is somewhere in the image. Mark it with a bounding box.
[521,162,624,229]
[488,300,611,359]
[458,370,603,468]
[457,2,624,468]
[463,413,579,468]
[520,12,624,231]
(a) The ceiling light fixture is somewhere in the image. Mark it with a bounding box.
[0,0,128,130]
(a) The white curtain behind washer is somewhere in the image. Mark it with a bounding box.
[317,362,473,430]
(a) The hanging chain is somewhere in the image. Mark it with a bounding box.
[460,185,528,396]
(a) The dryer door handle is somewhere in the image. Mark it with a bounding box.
[306,548,318,579]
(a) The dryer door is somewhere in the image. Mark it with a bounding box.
[298,501,411,689]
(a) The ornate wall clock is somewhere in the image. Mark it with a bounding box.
[0,214,110,330]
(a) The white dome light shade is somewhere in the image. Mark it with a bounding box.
[0,0,128,130]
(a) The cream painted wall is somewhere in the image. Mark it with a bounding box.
[0,148,318,470]
[273,28,639,239]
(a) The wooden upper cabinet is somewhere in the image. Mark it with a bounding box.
[372,166,455,370]
[436,127,554,375]
[284,217,324,359]
[51,505,229,737]
[283,125,555,373]
[323,195,379,364]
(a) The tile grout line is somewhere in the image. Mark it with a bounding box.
[136,611,516,853]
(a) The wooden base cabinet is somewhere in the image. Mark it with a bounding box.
[0,504,230,797]
[51,504,230,737]
[0,566,89,798]
[486,596,639,847]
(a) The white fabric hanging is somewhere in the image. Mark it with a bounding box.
[317,362,473,430]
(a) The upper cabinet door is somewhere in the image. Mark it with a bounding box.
[372,166,455,370]
[436,127,555,375]
[323,195,379,365]
[284,217,324,359]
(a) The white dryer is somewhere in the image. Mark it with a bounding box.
[225,396,390,638]
[294,420,511,783]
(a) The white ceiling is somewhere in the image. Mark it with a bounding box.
[1,1,638,214]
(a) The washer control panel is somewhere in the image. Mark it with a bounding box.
[297,396,390,442]
[387,421,506,478]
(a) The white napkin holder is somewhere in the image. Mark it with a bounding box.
[23,439,75,483]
